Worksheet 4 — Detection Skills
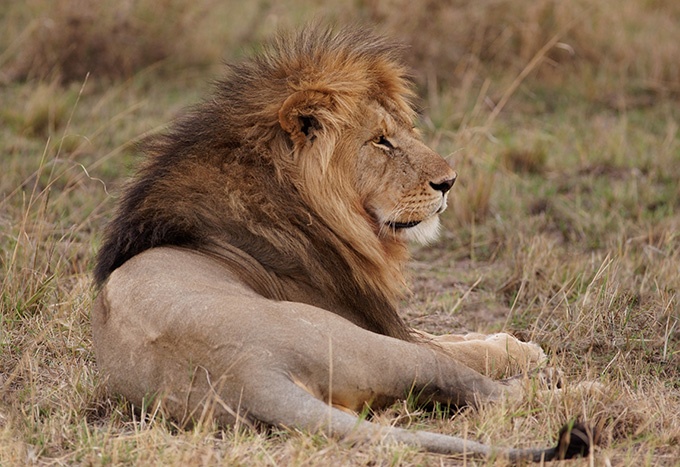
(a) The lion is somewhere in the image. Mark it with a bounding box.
[91,26,589,462]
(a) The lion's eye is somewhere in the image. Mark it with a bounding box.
[372,135,394,150]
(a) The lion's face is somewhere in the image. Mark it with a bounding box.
[280,95,457,247]
[353,103,457,244]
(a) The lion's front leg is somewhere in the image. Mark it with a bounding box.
[415,330,547,379]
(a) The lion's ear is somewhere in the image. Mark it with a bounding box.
[279,90,331,147]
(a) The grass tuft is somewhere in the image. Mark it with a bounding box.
[20,79,77,137]
[4,0,229,84]
[501,146,547,175]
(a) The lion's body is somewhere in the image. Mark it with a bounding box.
[92,26,588,461]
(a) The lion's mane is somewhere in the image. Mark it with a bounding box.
[94,26,420,340]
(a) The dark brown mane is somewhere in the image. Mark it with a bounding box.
[94,25,417,340]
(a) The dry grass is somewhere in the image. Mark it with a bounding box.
[368,0,680,97]
[1,0,288,84]
[1,0,679,465]
[3,0,680,94]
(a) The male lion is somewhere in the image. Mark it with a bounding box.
[92,26,589,462]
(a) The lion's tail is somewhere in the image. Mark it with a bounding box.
[246,377,591,463]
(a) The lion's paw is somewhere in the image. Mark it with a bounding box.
[483,333,547,372]
[420,330,548,379]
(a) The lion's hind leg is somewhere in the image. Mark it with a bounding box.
[416,330,547,379]
[242,370,587,463]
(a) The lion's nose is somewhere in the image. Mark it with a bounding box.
[429,173,457,194]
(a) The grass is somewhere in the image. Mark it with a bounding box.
[1,0,679,465]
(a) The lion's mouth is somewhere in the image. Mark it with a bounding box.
[386,220,421,230]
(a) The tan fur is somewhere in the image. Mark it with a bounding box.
[92,26,584,462]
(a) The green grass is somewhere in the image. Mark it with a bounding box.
[2,1,679,465]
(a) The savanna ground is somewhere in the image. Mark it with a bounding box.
[1,0,679,465]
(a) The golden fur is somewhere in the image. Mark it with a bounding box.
[94,26,460,341]
[92,26,589,461]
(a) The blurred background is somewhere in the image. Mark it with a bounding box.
[3,0,679,98]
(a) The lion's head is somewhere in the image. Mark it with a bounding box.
[343,101,456,245]
[94,26,456,340]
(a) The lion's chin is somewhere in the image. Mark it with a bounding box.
[395,216,441,245]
